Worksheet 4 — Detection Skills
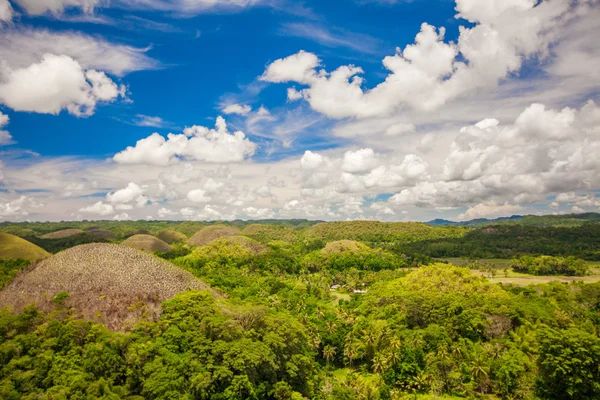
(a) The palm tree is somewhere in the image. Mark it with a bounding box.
[323,345,336,367]
[344,344,359,368]
[470,355,490,393]
[326,322,336,334]
[372,353,389,373]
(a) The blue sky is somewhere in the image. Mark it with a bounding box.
[0,0,599,221]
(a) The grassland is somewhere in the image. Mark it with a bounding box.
[0,233,50,261]
[440,257,600,286]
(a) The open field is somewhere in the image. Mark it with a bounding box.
[440,257,600,285]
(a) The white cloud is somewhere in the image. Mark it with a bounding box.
[106,182,145,204]
[0,0,13,22]
[261,50,320,84]
[458,202,522,220]
[13,0,100,16]
[0,195,36,218]
[133,115,167,128]
[79,201,115,216]
[261,1,580,119]
[112,212,130,221]
[300,150,325,169]
[342,148,378,174]
[222,103,252,116]
[0,54,125,116]
[157,207,178,218]
[187,189,211,203]
[0,27,158,76]
[386,123,416,136]
[113,117,257,165]
[243,206,274,219]
[0,112,14,146]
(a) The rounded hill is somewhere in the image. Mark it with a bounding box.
[122,234,172,253]
[0,233,51,261]
[157,229,187,244]
[40,229,84,239]
[217,235,267,254]
[187,225,241,247]
[0,243,217,330]
[322,240,370,255]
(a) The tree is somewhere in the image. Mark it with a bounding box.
[323,345,336,367]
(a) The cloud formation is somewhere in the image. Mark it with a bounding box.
[0,54,126,116]
[113,117,257,165]
[262,0,582,119]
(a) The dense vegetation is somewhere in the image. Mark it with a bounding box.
[511,256,591,276]
[404,224,600,260]
[1,218,600,398]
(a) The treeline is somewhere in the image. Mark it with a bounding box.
[512,255,590,276]
[402,224,600,260]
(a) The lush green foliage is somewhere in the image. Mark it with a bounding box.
[0,259,30,289]
[512,256,590,276]
[404,224,600,260]
[0,292,318,399]
[2,220,600,399]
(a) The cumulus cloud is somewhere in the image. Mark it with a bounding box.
[0,54,126,116]
[261,0,580,119]
[342,148,378,174]
[384,100,600,211]
[457,202,522,220]
[187,189,211,203]
[300,150,326,169]
[222,103,252,115]
[79,201,115,216]
[0,195,38,218]
[156,208,177,218]
[113,116,257,165]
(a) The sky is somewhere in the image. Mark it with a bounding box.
[0,0,599,222]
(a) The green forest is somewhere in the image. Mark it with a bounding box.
[1,218,600,399]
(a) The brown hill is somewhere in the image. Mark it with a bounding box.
[0,243,218,330]
[187,225,241,246]
[40,229,84,239]
[122,234,172,253]
[157,229,187,244]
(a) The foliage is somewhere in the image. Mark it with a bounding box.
[404,224,600,260]
[2,220,600,399]
[512,255,590,276]
[0,291,318,399]
[0,259,30,289]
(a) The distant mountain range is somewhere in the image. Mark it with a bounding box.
[426,212,600,227]
[426,215,524,227]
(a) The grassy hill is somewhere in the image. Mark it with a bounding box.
[0,233,50,261]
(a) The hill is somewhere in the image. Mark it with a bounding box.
[0,233,51,261]
[187,224,241,246]
[157,229,187,244]
[242,224,298,242]
[305,221,466,244]
[0,243,217,330]
[40,229,85,239]
[122,234,172,253]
